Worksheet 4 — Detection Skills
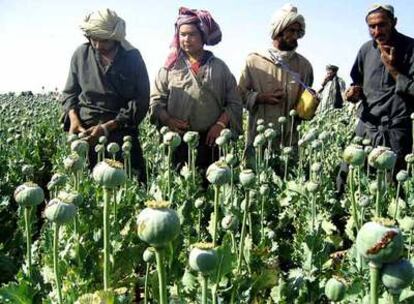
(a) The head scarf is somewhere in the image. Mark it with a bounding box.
[366,4,394,19]
[269,3,305,40]
[164,7,222,70]
[80,8,135,51]
[326,64,339,72]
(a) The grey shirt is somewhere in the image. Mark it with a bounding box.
[351,31,414,126]
[61,43,150,129]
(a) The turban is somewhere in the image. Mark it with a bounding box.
[366,4,394,19]
[326,64,339,72]
[80,8,135,51]
[164,7,222,70]
[269,4,305,40]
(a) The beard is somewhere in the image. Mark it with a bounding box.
[278,39,298,51]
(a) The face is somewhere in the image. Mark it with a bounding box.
[275,22,302,51]
[326,69,336,79]
[366,11,396,45]
[179,24,204,57]
[90,37,118,55]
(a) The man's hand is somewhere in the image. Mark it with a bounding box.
[345,85,364,103]
[166,117,189,135]
[83,125,105,146]
[256,89,285,105]
[206,123,224,146]
[379,45,399,79]
[68,109,86,134]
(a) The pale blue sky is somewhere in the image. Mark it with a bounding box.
[0,0,413,93]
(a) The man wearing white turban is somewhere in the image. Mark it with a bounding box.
[61,9,150,182]
[239,3,313,168]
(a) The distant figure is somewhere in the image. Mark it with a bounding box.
[150,7,242,172]
[316,65,346,113]
[61,8,150,182]
[336,4,414,193]
[238,3,313,156]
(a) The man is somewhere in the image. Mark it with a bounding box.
[238,3,313,159]
[337,4,414,193]
[316,65,346,113]
[150,7,242,172]
[61,9,150,182]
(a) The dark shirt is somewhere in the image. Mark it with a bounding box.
[61,43,150,130]
[351,31,414,126]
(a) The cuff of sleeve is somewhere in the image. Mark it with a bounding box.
[246,92,259,112]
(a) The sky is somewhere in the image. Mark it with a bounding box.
[0,0,413,93]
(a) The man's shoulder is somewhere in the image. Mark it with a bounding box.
[293,52,312,68]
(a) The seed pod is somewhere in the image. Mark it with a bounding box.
[289,109,297,117]
[63,153,85,173]
[260,184,269,196]
[183,131,200,148]
[107,142,120,154]
[22,165,34,178]
[122,141,132,152]
[396,170,409,182]
[44,198,77,225]
[399,217,414,232]
[137,200,181,248]
[356,220,403,266]
[368,146,397,170]
[311,162,322,173]
[194,198,205,209]
[381,259,414,294]
[225,153,236,166]
[189,243,218,274]
[358,195,370,208]
[92,159,126,188]
[98,136,107,145]
[95,144,104,153]
[71,139,89,155]
[264,128,277,140]
[66,133,78,144]
[206,161,231,185]
[343,144,366,167]
[221,214,238,231]
[405,153,414,164]
[267,122,276,129]
[58,191,83,206]
[306,181,319,193]
[143,247,155,263]
[239,169,256,188]
[362,138,371,146]
[215,135,227,147]
[123,135,132,143]
[163,131,181,149]
[253,134,266,147]
[220,128,232,141]
[278,116,287,124]
[14,182,45,207]
[256,118,265,126]
[47,173,67,191]
[325,277,346,302]
[352,136,363,145]
[160,126,169,135]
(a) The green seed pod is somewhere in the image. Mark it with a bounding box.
[22,165,34,178]
[306,181,319,193]
[63,152,85,173]
[95,144,104,153]
[358,195,370,208]
[352,136,363,145]
[253,134,266,147]
[411,113,414,120]
[189,243,218,274]
[368,146,397,170]
[362,138,371,146]
[256,118,265,126]
[260,184,269,196]
[311,162,322,173]
[163,131,181,149]
[278,116,287,124]
[381,259,414,294]
[221,214,238,231]
[267,122,276,129]
[107,142,120,154]
[47,173,67,191]
[215,135,228,147]
[369,181,378,195]
[220,128,232,141]
[58,190,83,206]
[92,159,126,188]
[396,170,409,182]
[194,198,206,209]
[324,277,346,302]
[71,139,89,155]
[356,220,404,266]
[123,135,132,142]
[364,145,373,154]
[264,128,277,140]
[225,153,236,166]
[122,141,132,152]
[239,169,256,188]
[160,126,169,135]
[404,153,414,164]
[44,198,77,225]
[289,109,297,117]
[143,247,155,263]
[98,136,107,145]
[183,131,200,148]
[137,200,181,248]
[343,144,366,167]
[206,161,231,185]
[399,217,414,232]
[256,124,265,134]
[14,182,45,207]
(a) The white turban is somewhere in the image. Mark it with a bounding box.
[80,8,135,51]
[269,4,305,39]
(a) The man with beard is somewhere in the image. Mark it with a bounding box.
[336,4,414,194]
[238,3,313,166]
[61,9,150,182]
[316,64,346,113]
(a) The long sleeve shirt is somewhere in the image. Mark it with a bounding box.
[61,43,150,129]
[351,31,414,126]
[150,52,243,134]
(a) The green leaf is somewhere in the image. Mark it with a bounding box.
[181,269,198,293]
[0,281,34,304]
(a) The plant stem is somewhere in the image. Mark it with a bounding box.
[212,185,220,247]
[144,263,150,304]
[375,171,382,218]
[408,229,413,260]
[103,187,111,290]
[349,167,360,230]
[237,189,250,274]
[24,207,32,281]
[393,182,401,221]
[390,293,400,304]
[369,262,380,304]
[289,116,295,147]
[201,274,208,304]
[167,146,172,200]
[155,248,168,304]
[260,194,265,243]
[53,223,63,304]
[197,209,202,241]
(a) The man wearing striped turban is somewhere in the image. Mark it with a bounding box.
[61,9,150,182]
[150,7,242,174]
[239,3,314,168]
